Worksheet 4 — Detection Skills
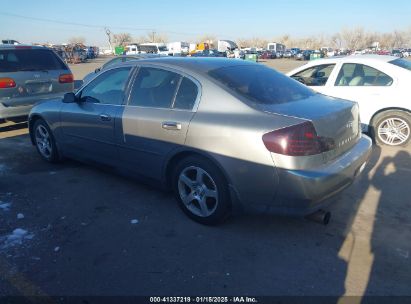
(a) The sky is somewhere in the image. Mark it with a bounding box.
[0,0,410,47]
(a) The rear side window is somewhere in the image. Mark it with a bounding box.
[209,65,315,105]
[335,63,393,86]
[0,48,67,72]
[173,77,198,110]
[129,67,180,108]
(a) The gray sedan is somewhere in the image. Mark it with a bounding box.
[28,58,372,225]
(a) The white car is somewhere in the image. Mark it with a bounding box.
[287,55,411,146]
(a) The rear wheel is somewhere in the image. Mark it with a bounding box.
[33,119,60,162]
[372,111,410,146]
[172,156,231,225]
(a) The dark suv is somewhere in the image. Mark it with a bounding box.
[0,45,74,121]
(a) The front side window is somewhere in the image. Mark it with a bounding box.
[335,63,393,86]
[80,67,131,105]
[129,67,181,108]
[291,64,335,86]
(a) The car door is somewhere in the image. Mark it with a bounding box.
[322,63,395,129]
[290,63,337,95]
[60,66,133,164]
[118,66,200,180]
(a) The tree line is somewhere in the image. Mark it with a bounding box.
[69,26,411,50]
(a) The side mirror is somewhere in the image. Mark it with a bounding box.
[316,71,326,78]
[63,92,77,103]
[95,67,101,73]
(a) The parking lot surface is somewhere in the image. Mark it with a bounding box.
[0,58,410,297]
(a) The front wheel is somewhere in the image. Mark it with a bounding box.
[372,111,410,146]
[172,156,231,225]
[33,119,61,162]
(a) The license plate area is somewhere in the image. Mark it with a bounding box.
[25,81,52,95]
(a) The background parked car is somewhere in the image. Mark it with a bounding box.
[391,49,404,57]
[290,48,301,57]
[190,49,224,57]
[287,55,411,146]
[376,50,391,56]
[295,51,304,60]
[259,51,276,59]
[303,50,314,60]
[283,50,293,58]
[0,45,73,122]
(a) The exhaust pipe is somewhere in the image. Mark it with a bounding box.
[306,210,331,226]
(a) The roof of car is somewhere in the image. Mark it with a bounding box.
[0,44,49,50]
[313,54,397,64]
[119,57,257,74]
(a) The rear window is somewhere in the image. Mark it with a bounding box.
[208,65,315,105]
[389,59,411,71]
[0,48,67,72]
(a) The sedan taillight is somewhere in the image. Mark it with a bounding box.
[0,78,16,89]
[59,73,74,83]
[262,121,335,156]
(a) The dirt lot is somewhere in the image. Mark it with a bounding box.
[0,58,410,298]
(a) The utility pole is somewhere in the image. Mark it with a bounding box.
[151,31,156,43]
[105,27,112,53]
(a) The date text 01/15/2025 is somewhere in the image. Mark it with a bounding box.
[149,296,258,303]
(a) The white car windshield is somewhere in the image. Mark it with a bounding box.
[390,59,411,71]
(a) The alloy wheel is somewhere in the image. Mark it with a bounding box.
[178,166,219,218]
[35,125,52,159]
[377,117,410,146]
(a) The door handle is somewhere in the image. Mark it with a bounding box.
[100,114,111,121]
[162,121,182,130]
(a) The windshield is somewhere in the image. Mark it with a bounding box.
[208,64,315,105]
[390,58,411,71]
[158,46,168,52]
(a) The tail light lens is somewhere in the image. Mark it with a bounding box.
[0,78,16,89]
[59,73,74,84]
[262,121,335,156]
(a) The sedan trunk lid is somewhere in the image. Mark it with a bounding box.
[257,94,361,161]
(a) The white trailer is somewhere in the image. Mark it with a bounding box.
[217,40,239,53]
[167,42,190,56]
[140,43,170,56]
[267,43,286,52]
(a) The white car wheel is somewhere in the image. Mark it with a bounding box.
[374,111,411,146]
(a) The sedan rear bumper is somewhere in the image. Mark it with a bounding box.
[266,135,373,216]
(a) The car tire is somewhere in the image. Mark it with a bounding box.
[172,156,231,225]
[33,119,61,162]
[372,111,411,146]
